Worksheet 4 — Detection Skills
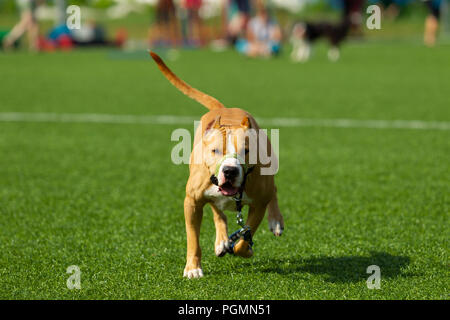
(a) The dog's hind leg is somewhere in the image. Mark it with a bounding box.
[210,204,229,257]
[183,196,205,279]
[267,188,284,237]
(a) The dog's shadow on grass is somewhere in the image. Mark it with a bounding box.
[256,251,412,283]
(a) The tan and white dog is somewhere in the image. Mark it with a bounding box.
[150,52,284,279]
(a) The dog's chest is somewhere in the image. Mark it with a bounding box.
[203,186,252,212]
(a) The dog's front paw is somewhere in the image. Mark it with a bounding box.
[183,267,204,279]
[215,240,230,257]
[269,220,284,237]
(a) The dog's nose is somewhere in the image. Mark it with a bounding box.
[223,166,239,180]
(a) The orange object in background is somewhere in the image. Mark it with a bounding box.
[58,34,73,51]
[114,28,128,48]
[37,35,55,52]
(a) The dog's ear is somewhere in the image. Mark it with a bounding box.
[204,116,221,134]
[213,116,221,129]
[241,116,250,129]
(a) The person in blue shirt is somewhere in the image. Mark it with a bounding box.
[235,0,282,58]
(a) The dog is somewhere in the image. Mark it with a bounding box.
[290,19,350,62]
[149,51,284,279]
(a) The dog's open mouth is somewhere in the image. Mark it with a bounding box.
[218,181,239,196]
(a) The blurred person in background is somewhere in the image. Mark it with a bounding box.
[329,0,364,35]
[39,20,126,51]
[235,0,281,58]
[183,0,204,46]
[2,0,41,51]
[423,0,442,46]
[342,0,364,36]
[370,0,415,20]
[150,0,180,47]
[54,0,67,27]
[375,0,401,19]
[210,0,252,51]
[227,0,252,44]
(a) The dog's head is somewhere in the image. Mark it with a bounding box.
[202,115,255,197]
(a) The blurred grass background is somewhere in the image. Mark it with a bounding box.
[0,44,449,299]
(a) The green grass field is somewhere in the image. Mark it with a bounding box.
[0,42,449,299]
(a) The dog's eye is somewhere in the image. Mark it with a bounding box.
[212,148,221,155]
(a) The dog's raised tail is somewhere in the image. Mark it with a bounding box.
[149,51,225,110]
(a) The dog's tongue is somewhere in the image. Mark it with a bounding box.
[219,182,239,196]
